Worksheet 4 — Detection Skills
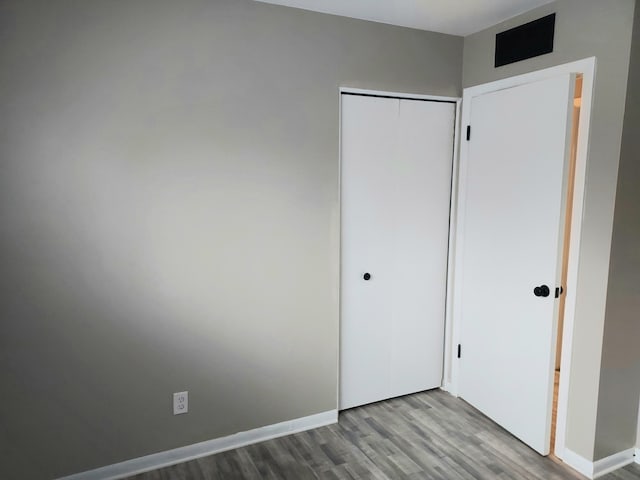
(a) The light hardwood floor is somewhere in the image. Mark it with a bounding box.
[129,389,640,479]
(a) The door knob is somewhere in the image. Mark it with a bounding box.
[533,285,550,297]
[363,273,371,281]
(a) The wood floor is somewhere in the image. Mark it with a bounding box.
[129,390,640,480]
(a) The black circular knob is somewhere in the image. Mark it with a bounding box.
[533,285,550,297]
[363,273,371,281]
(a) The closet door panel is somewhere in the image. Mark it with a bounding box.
[340,95,398,410]
[390,100,455,395]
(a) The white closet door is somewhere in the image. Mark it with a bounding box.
[340,94,455,410]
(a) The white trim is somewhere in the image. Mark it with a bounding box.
[449,57,597,461]
[339,86,459,103]
[336,87,343,411]
[593,448,635,478]
[57,410,338,480]
[562,448,595,478]
[555,57,596,461]
[442,98,462,394]
[563,447,637,479]
[635,448,640,464]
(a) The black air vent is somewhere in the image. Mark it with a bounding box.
[495,13,556,67]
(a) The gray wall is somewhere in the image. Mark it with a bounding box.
[0,1,462,478]
[595,0,640,460]
[638,398,640,448]
[463,0,635,461]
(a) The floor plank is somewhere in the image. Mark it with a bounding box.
[128,390,639,479]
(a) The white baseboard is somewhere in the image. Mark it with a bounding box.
[593,448,635,478]
[562,448,594,478]
[439,383,459,397]
[58,410,338,480]
[562,447,635,479]
[635,448,639,464]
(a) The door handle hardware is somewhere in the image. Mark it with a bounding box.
[533,285,550,297]
[363,273,371,281]
[555,286,564,298]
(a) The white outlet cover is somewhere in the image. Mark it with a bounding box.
[173,391,188,415]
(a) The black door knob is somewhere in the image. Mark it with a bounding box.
[533,285,550,297]
[363,273,371,281]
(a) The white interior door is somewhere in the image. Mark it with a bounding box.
[458,74,575,455]
[340,94,455,410]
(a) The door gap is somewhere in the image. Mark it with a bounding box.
[551,74,582,458]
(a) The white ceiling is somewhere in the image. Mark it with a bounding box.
[254,0,554,36]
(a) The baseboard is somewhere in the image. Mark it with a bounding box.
[439,383,459,397]
[593,448,635,478]
[562,448,594,478]
[635,448,639,464]
[562,447,635,479]
[58,409,338,480]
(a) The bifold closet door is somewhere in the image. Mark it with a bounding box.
[340,94,455,410]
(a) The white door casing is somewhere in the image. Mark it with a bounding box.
[340,93,456,410]
[457,74,576,455]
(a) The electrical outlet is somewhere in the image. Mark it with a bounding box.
[173,391,188,415]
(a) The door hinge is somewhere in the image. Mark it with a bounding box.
[555,286,564,298]
[466,125,471,141]
[457,344,462,359]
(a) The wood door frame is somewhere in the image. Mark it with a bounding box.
[337,87,462,410]
[445,57,596,461]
